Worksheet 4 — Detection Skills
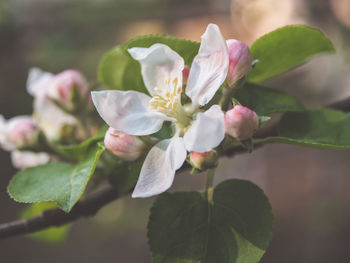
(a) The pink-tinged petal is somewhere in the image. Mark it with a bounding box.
[92,90,171,136]
[26,68,54,97]
[11,151,50,169]
[0,115,15,151]
[48,69,88,106]
[128,44,184,96]
[132,136,186,198]
[186,24,229,106]
[183,105,225,152]
[0,115,40,151]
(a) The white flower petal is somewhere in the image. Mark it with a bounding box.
[11,151,50,169]
[92,90,170,136]
[33,95,77,140]
[0,115,15,151]
[183,105,225,152]
[186,24,229,106]
[128,44,184,96]
[132,136,186,198]
[26,68,54,97]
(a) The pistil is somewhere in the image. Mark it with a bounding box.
[149,77,191,128]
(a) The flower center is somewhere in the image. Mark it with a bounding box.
[149,77,191,128]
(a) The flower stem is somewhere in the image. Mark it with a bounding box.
[205,169,215,203]
[219,78,246,111]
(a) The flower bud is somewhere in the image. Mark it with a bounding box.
[226,39,253,87]
[0,115,40,151]
[104,127,146,161]
[48,70,88,110]
[190,150,218,171]
[224,105,259,141]
[182,65,190,85]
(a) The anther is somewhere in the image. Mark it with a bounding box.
[157,106,166,112]
[154,88,163,93]
[172,77,178,85]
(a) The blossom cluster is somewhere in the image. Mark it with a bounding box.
[0,69,90,169]
[0,23,260,198]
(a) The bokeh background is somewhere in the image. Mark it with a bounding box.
[1,0,350,262]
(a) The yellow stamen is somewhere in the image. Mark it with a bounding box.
[172,77,178,86]
[172,77,178,94]
[177,87,182,94]
[157,106,166,112]
[172,100,178,108]
[154,88,163,93]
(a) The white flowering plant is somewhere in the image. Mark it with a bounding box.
[0,23,345,262]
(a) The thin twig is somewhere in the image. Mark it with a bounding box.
[0,185,120,239]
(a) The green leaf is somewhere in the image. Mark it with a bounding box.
[8,143,105,212]
[148,179,273,263]
[235,83,304,115]
[97,46,147,93]
[21,202,70,243]
[124,35,200,66]
[108,159,144,194]
[248,25,335,83]
[57,135,104,161]
[263,108,350,149]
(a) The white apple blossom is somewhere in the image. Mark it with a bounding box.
[26,68,78,141]
[92,24,229,198]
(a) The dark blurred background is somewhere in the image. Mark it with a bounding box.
[1,0,350,262]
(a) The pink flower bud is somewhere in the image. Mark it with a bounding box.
[48,70,88,107]
[226,39,253,87]
[190,150,218,171]
[224,105,259,141]
[104,127,146,161]
[182,65,190,85]
[0,116,40,151]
